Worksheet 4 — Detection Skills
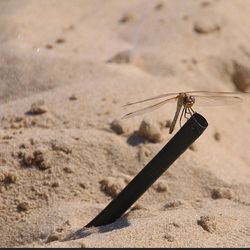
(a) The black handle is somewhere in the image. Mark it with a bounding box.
[85,112,208,228]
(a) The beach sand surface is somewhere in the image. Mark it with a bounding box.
[0,0,250,247]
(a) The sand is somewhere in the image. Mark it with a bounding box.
[0,0,250,247]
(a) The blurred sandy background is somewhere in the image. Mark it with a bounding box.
[0,0,250,247]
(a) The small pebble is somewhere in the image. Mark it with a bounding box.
[194,19,221,34]
[19,149,51,170]
[28,100,48,115]
[165,200,183,209]
[106,50,132,64]
[69,94,78,101]
[50,139,72,154]
[79,182,86,189]
[14,116,24,122]
[51,181,60,188]
[45,44,53,49]
[197,215,216,233]
[2,173,17,185]
[154,181,168,192]
[232,61,250,91]
[56,38,66,44]
[99,177,126,198]
[163,234,175,242]
[80,242,86,248]
[201,1,211,7]
[2,135,13,140]
[130,203,143,211]
[139,119,162,143]
[172,222,180,228]
[46,233,60,243]
[63,166,74,174]
[155,2,164,10]
[214,132,221,141]
[211,187,235,200]
[119,14,134,24]
[189,144,197,151]
[110,119,129,135]
[17,201,30,212]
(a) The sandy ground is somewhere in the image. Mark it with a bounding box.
[1,0,250,247]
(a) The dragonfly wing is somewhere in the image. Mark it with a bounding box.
[192,95,242,107]
[185,90,246,96]
[122,97,177,119]
[123,92,180,106]
[124,91,248,107]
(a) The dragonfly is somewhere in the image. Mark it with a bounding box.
[122,91,244,134]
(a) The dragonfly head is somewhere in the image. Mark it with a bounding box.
[185,95,195,108]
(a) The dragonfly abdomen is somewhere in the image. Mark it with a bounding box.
[169,102,183,134]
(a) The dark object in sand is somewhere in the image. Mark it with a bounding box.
[85,113,208,228]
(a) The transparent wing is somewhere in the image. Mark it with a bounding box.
[122,97,177,119]
[186,90,244,96]
[122,91,247,119]
[123,92,180,106]
[123,90,247,107]
[192,95,242,107]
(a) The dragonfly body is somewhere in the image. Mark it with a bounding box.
[123,91,245,134]
[169,93,195,134]
[169,96,183,134]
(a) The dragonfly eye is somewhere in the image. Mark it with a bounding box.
[189,96,195,104]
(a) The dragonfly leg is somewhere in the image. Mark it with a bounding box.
[189,107,195,114]
[188,107,199,125]
[184,107,189,119]
[186,107,194,117]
